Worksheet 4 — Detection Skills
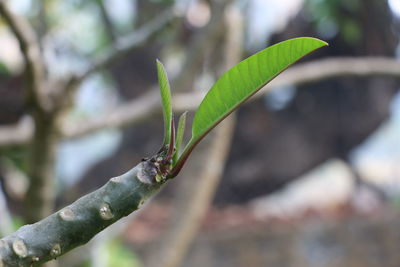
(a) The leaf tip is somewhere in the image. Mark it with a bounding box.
[181,110,188,118]
[305,37,329,48]
[156,58,165,69]
[317,39,329,47]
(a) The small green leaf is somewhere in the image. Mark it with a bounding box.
[156,59,173,147]
[172,37,327,175]
[173,111,188,165]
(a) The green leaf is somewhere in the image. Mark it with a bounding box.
[156,59,173,147]
[172,111,188,165]
[172,37,327,174]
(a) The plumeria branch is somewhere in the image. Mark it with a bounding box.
[0,160,163,266]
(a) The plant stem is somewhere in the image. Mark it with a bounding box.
[0,160,162,267]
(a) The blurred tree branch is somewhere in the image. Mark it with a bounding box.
[0,57,399,148]
[272,57,400,87]
[171,0,232,92]
[0,0,58,225]
[0,0,47,111]
[0,116,33,147]
[60,6,177,103]
[95,0,118,43]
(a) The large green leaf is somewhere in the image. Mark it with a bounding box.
[156,59,173,147]
[173,37,327,173]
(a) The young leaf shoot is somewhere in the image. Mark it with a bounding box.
[156,59,173,148]
[169,37,328,177]
[173,111,188,165]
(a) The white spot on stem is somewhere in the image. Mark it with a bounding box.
[50,244,61,258]
[12,239,28,258]
[59,208,75,221]
[110,176,123,183]
[99,203,114,220]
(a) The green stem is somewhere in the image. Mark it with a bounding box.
[0,160,162,267]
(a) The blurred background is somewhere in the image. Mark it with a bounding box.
[0,0,400,266]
